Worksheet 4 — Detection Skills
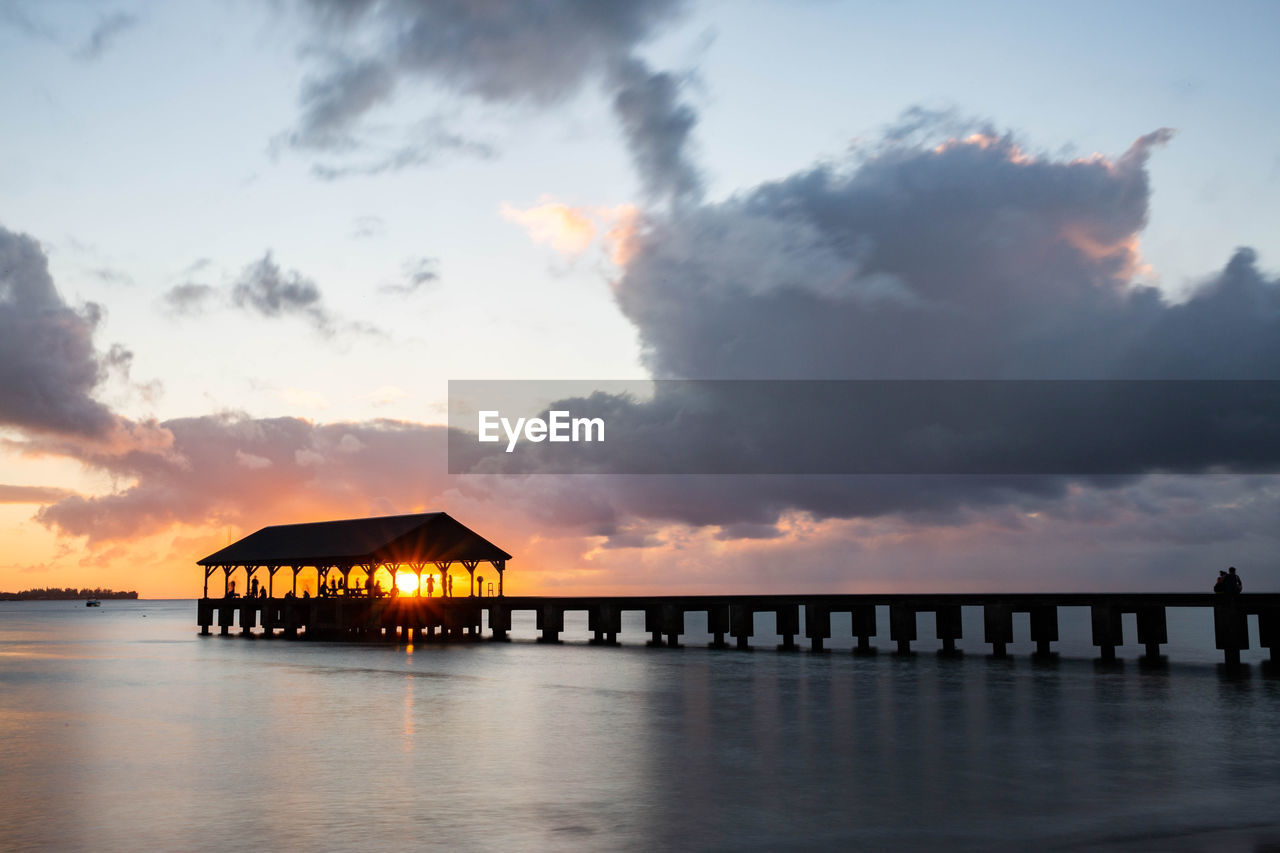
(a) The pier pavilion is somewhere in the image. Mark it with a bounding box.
[198,512,511,601]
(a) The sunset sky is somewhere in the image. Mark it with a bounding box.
[2,0,1279,597]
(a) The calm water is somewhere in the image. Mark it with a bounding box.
[2,600,1279,852]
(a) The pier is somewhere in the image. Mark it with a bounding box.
[197,513,1278,667]
[197,592,1280,667]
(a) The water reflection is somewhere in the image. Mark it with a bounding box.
[1,601,1279,852]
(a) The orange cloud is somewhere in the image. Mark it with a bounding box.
[500,199,598,255]
[501,197,642,266]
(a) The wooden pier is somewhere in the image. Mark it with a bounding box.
[197,592,1280,667]
[196,513,1277,667]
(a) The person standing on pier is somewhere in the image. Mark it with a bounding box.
[1229,566,1243,593]
[426,575,435,597]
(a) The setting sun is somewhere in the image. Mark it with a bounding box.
[395,572,419,595]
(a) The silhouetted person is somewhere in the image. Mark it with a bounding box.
[426,576,435,597]
[1229,566,1243,593]
[250,577,259,598]
[1214,571,1229,593]
[228,580,236,598]
[447,575,453,597]
[365,575,373,596]
[303,589,310,599]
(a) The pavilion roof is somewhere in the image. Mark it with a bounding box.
[197,512,512,567]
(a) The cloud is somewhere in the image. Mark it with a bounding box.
[453,118,1280,543]
[378,256,439,296]
[307,117,495,180]
[502,199,641,262]
[0,484,74,504]
[230,253,326,322]
[34,413,456,544]
[161,282,218,316]
[75,12,138,61]
[287,0,698,200]
[0,224,130,438]
[501,200,598,255]
[610,58,702,204]
[160,253,379,336]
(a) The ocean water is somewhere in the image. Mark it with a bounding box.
[2,600,1279,852]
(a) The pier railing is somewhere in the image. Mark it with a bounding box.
[197,592,1279,666]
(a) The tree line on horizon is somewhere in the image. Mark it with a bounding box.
[0,587,139,600]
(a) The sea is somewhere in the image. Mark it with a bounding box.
[2,599,1279,852]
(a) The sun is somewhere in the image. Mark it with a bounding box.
[395,572,419,595]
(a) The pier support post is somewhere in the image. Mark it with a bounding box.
[707,605,730,649]
[198,599,212,635]
[1214,601,1249,667]
[805,604,831,653]
[588,604,621,645]
[663,604,685,648]
[644,607,663,647]
[851,605,877,654]
[889,605,916,654]
[984,604,1013,658]
[935,605,962,655]
[536,604,563,644]
[1091,605,1122,661]
[776,605,799,651]
[1136,606,1168,658]
[730,604,754,650]
[1029,606,1058,657]
[487,602,510,641]
[239,602,257,637]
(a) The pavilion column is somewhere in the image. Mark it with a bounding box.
[223,566,234,597]
[435,562,450,598]
[414,564,424,597]
[463,561,479,597]
[291,566,299,595]
[492,560,505,597]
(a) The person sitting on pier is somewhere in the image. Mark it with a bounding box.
[1214,571,1229,593]
[1229,566,1243,593]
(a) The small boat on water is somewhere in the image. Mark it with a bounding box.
[86,600,101,607]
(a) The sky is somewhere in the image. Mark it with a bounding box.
[1,0,1279,597]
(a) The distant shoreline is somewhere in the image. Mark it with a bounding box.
[0,589,139,601]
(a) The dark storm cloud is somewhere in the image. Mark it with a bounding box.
[0,224,122,437]
[74,11,138,61]
[289,0,698,200]
[452,121,1280,541]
